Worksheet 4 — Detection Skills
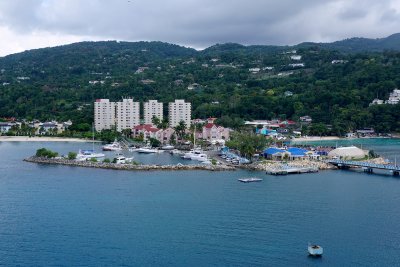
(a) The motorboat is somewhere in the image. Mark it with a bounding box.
[136,146,158,153]
[238,177,263,183]
[102,140,122,151]
[76,150,105,161]
[182,149,203,160]
[308,244,323,256]
[114,155,134,164]
[190,153,209,162]
[161,144,175,150]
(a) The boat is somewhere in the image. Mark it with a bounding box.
[182,148,203,160]
[190,153,209,162]
[114,155,134,164]
[136,146,158,153]
[308,244,323,256]
[76,125,105,161]
[161,144,175,150]
[76,150,105,161]
[102,140,122,151]
[238,177,263,183]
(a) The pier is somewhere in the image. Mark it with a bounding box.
[327,159,400,176]
[266,166,319,175]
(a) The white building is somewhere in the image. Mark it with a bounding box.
[116,98,140,132]
[168,99,191,128]
[386,89,400,105]
[94,99,116,131]
[144,100,163,125]
[95,98,139,132]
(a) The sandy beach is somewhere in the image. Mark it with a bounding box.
[0,136,94,142]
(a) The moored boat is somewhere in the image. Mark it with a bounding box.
[238,177,263,183]
[136,146,158,153]
[308,244,323,256]
[161,144,174,150]
[76,150,105,161]
[102,140,122,151]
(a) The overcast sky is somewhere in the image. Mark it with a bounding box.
[0,0,399,56]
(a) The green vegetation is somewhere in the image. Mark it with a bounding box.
[1,40,400,135]
[226,132,272,159]
[67,152,77,160]
[35,148,58,158]
[89,158,98,163]
[103,158,111,163]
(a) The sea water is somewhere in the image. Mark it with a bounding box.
[0,141,400,266]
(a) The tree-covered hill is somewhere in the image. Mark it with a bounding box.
[1,37,400,134]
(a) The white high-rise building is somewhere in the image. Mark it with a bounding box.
[168,99,191,128]
[94,99,116,131]
[116,98,140,132]
[144,100,163,125]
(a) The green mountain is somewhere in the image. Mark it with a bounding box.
[1,37,400,135]
[299,33,400,53]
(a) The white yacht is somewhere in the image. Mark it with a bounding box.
[190,153,209,162]
[76,150,105,161]
[161,144,175,150]
[114,155,134,164]
[102,140,122,151]
[136,146,159,153]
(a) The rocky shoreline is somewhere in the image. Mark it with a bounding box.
[24,156,236,171]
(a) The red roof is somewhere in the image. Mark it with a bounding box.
[133,124,160,133]
[204,123,216,129]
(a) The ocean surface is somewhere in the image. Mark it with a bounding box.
[1,140,400,266]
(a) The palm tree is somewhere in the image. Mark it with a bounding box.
[174,120,186,143]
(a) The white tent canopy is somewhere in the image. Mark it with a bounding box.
[328,146,367,159]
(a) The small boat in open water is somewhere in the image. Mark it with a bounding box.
[238,177,263,183]
[308,244,323,256]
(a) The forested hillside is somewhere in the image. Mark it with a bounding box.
[1,37,400,134]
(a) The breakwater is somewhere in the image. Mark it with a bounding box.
[24,156,236,171]
[242,159,337,172]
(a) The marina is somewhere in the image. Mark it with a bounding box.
[1,141,400,266]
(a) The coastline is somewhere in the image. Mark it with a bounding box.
[0,136,95,142]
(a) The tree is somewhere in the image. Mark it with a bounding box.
[174,120,187,143]
[226,131,272,159]
[149,137,161,147]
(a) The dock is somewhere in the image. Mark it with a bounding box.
[266,167,319,175]
[327,159,400,176]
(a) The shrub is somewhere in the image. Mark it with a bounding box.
[67,152,77,160]
[89,158,98,162]
[36,148,58,158]
[103,158,111,163]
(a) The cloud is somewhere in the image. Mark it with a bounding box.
[0,0,399,56]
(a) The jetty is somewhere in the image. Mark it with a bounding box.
[266,166,319,175]
[24,156,236,172]
[327,159,400,176]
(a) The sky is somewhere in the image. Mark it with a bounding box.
[0,0,399,56]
